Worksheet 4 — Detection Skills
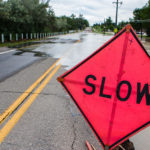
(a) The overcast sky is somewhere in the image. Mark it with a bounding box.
[50,0,148,25]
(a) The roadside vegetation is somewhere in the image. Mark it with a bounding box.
[0,39,40,48]
[92,17,128,34]
[0,0,89,36]
[130,0,150,36]
[92,0,150,37]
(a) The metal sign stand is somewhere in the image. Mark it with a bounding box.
[104,146,109,150]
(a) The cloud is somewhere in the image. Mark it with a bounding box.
[50,0,148,25]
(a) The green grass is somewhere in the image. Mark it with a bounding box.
[92,28,114,35]
[93,29,114,35]
[104,32,114,35]
[0,32,72,48]
[0,39,39,48]
[137,35,150,41]
[145,36,150,40]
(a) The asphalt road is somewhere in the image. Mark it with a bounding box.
[0,31,150,150]
[0,50,42,82]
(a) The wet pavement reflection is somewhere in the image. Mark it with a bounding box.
[0,32,118,81]
[38,32,113,70]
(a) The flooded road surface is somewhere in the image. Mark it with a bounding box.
[0,32,114,150]
[0,50,42,81]
[35,32,113,69]
[0,32,113,81]
[1,31,150,83]
[0,32,150,150]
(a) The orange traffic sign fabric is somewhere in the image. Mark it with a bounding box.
[57,25,150,150]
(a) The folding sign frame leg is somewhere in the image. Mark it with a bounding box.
[105,146,109,150]
[85,141,93,150]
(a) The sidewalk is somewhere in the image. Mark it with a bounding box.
[142,40,150,53]
[0,57,101,150]
[0,47,15,53]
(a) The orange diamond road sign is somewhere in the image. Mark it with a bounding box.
[57,25,150,150]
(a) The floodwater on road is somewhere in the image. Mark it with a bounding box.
[35,32,113,70]
[0,32,113,81]
[0,31,150,150]
[1,31,150,82]
[0,50,41,81]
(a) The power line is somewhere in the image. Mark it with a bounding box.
[130,19,150,23]
[113,0,123,28]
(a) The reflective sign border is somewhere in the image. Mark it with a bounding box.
[58,25,150,149]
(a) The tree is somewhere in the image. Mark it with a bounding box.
[105,17,114,31]
[0,0,55,34]
[118,21,128,30]
[0,0,89,35]
[131,0,150,36]
[56,16,68,31]
[55,14,89,31]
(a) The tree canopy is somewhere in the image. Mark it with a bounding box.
[0,0,89,34]
[131,0,150,36]
[55,14,89,32]
[92,16,128,33]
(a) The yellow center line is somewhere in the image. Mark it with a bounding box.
[0,58,61,125]
[0,64,61,143]
[0,36,81,144]
[0,38,80,125]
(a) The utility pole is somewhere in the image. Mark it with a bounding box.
[104,18,106,35]
[113,0,122,33]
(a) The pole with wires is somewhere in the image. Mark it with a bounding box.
[113,0,122,34]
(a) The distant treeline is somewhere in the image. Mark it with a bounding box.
[0,0,89,34]
[92,17,128,33]
[130,0,150,36]
[93,0,150,36]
